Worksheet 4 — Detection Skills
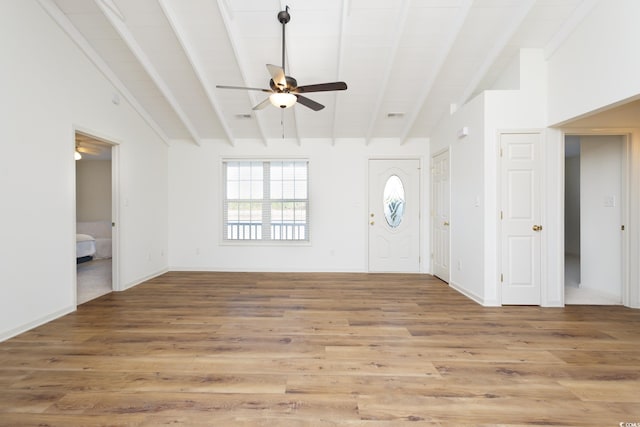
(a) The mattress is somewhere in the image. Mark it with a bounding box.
[76,234,96,258]
[77,221,112,259]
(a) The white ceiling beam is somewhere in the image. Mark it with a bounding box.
[99,0,124,21]
[544,0,598,59]
[457,0,536,107]
[364,0,412,145]
[36,0,171,146]
[332,0,350,145]
[93,0,203,146]
[399,0,473,144]
[215,0,270,146]
[290,110,302,146]
[158,0,235,146]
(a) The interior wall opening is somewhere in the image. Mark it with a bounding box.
[75,132,114,304]
[564,134,624,305]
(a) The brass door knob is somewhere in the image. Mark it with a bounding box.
[370,221,375,225]
[532,224,543,231]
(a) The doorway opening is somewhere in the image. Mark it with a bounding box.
[564,134,625,305]
[75,131,117,304]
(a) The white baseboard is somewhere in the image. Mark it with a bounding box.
[119,267,168,291]
[0,305,75,343]
[168,266,369,273]
[448,280,489,306]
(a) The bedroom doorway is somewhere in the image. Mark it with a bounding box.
[75,131,118,304]
[564,134,626,305]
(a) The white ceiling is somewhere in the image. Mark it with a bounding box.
[42,0,587,145]
[562,98,640,129]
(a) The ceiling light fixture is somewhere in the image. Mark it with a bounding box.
[269,92,297,109]
[74,150,82,161]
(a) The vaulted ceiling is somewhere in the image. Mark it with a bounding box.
[40,0,587,145]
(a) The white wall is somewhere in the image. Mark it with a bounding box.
[548,0,640,125]
[0,1,169,341]
[430,49,549,306]
[546,0,640,308]
[168,138,428,272]
[430,94,486,303]
[76,160,111,222]
[484,49,549,306]
[489,52,520,92]
[580,136,623,300]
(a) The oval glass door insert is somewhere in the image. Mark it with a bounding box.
[383,175,405,228]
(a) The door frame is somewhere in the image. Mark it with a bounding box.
[73,126,121,304]
[431,148,450,282]
[560,129,631,307]
[367,156,423,273]
[496,129,546,306]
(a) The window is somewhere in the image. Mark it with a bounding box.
[223,160,309,241]
[383,175,405,228]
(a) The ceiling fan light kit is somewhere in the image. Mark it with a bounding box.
[216,6,347,113]
[270,92,297,109]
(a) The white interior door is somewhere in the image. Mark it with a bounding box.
[500,132,542,305]
[432,150,450,282]
[368,159,420,272]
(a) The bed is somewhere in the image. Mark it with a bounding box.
[77,221,112,259]
[76,233,96,264]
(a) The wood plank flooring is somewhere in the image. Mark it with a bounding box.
[1,272,640,426]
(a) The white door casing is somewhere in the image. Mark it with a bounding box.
[368,159,420,273]
[500,132,542,305]
[432,150,450,282]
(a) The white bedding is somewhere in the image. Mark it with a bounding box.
[76,234,96,258]
[77,221,112,259]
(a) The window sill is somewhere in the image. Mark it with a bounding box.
[220,240,312,247]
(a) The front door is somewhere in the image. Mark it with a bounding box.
[368,159,420,272]
[432,150,450,282]
[500,132,542,305]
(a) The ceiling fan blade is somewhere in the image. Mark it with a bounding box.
[266,64,286,88]
[252,97,272,110]
[78,147,101,155]
[295,95,324,111]
[216,85,271,93]
[294,82,347,93]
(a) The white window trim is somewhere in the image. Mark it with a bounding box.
[221,158,310,245]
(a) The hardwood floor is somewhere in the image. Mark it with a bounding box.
[1,272,639,426]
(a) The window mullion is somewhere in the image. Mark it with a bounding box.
[223,162,229,239]
[262,161,271,240]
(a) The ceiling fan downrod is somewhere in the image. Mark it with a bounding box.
[277,6,290,74]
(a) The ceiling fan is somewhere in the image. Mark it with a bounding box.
[216,6,347,111]
[75,134,109,160]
